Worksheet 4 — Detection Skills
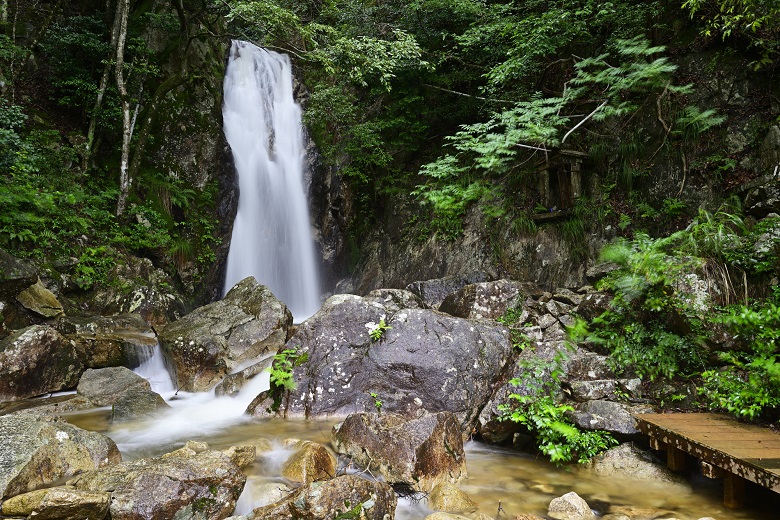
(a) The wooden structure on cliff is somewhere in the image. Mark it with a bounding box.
[532,149,588,222]
[635,413,780,509]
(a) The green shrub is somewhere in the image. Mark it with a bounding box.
[500,350,618,464]
[700,303,780,421]
[584,232,707,381]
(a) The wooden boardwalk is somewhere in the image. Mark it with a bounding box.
[635,413,780,508]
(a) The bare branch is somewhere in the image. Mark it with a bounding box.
[561,99,608,143]
[423,83,515,104]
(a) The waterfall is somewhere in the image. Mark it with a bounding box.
[222,40,321,322]
[132,342,176,396]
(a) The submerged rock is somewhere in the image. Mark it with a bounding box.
[587,443,687,485]
[548,492,596,520]
[67,443,246,520]
[0,412,120,499]
[424,514,472,520]
[0,325,83,401]
[260,294,515,436]
[248,474,396,520]
[332,412,466,492]
[280,440,337,485]
[158,277,292,392]
[428,482,477,513]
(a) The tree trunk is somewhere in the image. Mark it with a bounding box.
[84,0,120,170]
[128,75,186,184]
[114,0,131,216]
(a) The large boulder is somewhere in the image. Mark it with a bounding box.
[0,413,120,499]
[0,486,111,520]
[281,441,337,485]
[111,388,170,422]
[158,277,292,392]
[0,249,37,299]
[586,443,688,485]
[55,314,157,369]
[364,288,425,313]
[76,367,154,406]
[0,325,83,401]
[16,279,64,318]
[405,272,492,309]
[248,474,396,520]
[567,400,654,436]
[84,257,187,327]
[332,412,467,492]
[258,294,515,435]
[438,279,541,320]
[67,442,246,520]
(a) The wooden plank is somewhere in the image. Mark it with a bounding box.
[700,461,724,479]
[724,472,746,508]
[635,413,780,494]
[667,444,687,471]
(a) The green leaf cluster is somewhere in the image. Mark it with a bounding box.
[579,203,780,422]
[268,348,309,392]
[499,351,618,464]
[683,0,780,68]
[701,303,780,421]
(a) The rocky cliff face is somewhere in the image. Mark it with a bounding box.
[139,2,236,303]
[305,48,780,296]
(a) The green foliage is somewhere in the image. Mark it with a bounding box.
[581,203,780,422]
[369,391,383,413]
[268,348,309,392]
[414,35,720,235]
[73,246,116,290]
[701,303,780,421]
[366,316,391,342]
[583,232,708,380]
[683,0,780,67]
[496,305,532,350]
[499,351,618,464]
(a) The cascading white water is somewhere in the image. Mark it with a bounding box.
[132,342,176,396]
[222,40,321,322]
[115,354,274,455]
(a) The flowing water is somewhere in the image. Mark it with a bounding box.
[67,407,780,520]
[60,40,780,520]
[66,350,778,520]
[222,40,321,322]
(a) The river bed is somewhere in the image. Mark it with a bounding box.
[65,403,778,520]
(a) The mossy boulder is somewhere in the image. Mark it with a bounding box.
[67,442,246,520]
[332,412,467,493]
[0,412,120,499]
[0,325,83,401]
[158,277,292,392]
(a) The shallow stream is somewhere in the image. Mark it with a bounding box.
[66,399,779,520]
